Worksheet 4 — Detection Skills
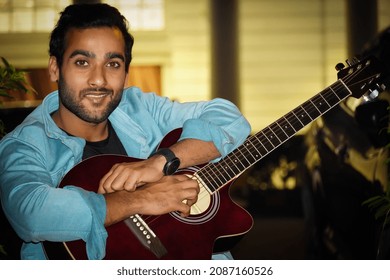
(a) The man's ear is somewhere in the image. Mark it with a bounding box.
[48,56,60,82]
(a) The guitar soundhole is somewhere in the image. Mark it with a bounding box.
[170,168,220,225]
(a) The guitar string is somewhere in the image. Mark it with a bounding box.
[239,66,367,167]
[130,62,372,228]
[228,82,346,171]
[208,60,375,192]
[195,64,370,191]
[196,83,344,190]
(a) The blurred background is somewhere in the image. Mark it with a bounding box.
[1,0,390,260]
[0,0,389,131]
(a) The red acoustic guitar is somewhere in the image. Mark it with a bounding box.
[43,56,385,259]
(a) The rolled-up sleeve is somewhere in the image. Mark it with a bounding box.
[117,88,251,158]
[180,98,250,157]
[0,138,108,260]
[64,186,107,260]
[170,97,251,157]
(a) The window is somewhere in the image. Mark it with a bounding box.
[0,0,165,33]
[107,0,165,31]
[0,0,71,32]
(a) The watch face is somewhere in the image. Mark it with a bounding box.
[165,157,180,175]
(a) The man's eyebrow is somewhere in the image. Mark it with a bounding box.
[68,50,124,62]
[106,52,125,62]
[69,49,95,58]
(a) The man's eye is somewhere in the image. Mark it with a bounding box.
[75,60,88,66]
[107,61,121,68]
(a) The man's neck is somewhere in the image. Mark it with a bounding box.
[51,110,109,142]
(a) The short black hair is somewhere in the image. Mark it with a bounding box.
[49,3,134,72]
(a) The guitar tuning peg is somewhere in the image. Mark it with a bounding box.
[363,88,380,102]
[335,63,345,71]
[346,57,360,66]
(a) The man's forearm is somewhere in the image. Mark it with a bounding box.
[169,138,221,169]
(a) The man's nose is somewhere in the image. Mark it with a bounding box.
[88,66,107,88]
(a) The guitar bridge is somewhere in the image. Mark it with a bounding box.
[124,214,168,258]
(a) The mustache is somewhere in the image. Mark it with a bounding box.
[80,88,113,95]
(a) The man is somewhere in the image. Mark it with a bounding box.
[0,3,251,260]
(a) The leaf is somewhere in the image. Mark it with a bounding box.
[0,244,7,256]
[0,56,36,96]
[0,89,14,98]
[1,56,11,69]
[374,204,390,220]
[362,196,383,205]
[12,81,28,93]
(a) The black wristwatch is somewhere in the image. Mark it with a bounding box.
[150,148,181,175]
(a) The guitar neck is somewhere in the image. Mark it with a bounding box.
[196,79,352,192]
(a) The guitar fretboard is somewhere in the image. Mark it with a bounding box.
[196,79,351,193]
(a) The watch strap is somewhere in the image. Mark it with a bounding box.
[150,148,180,175]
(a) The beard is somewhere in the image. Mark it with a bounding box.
[57,75,123,124]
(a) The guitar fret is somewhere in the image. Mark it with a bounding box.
[242,141,259,164]
[213,151,246,183]
[262,127,281,147]
[330,85,344,100]
[198,165,223,192]
[320,93,331,107]
[326,85,343,106]
[304,98,324,120]
[312,93,331,112]
[223,155,242,175]
[251,135,269,155]
[270,123,288,142]
[291,110,305,127]
[208,156,233,183]
[211,164,229,184]
[220,157,239,178]
[309,99,322,114]
[222,154,242,175]
[300,103,315,121]
[206,165,226,186]
[299,106,312,123]
[281,116,297,136]
[259,131,275,150]
[245,140,263,160]
[276,121,290,139]
[234,149,251,169]
[303,100,321,120]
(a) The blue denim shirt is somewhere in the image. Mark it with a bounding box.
[0,86,251,259]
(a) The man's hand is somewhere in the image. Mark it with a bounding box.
[104,174,200,226]
[98,156,166,193]
[134,174,200,217]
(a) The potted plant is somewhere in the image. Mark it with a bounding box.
[0,56,36,137]
[364,182,390,226]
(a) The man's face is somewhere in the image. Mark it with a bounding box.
[50,27,128,124]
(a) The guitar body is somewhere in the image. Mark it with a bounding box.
[44,129,254,260]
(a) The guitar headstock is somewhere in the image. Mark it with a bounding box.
[336,56,386,99]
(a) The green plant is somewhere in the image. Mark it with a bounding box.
[361,114,390,258]
[0,56,36,137]
[0,56,35,99]
[363,119,390,230]
[363,185,390,227]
